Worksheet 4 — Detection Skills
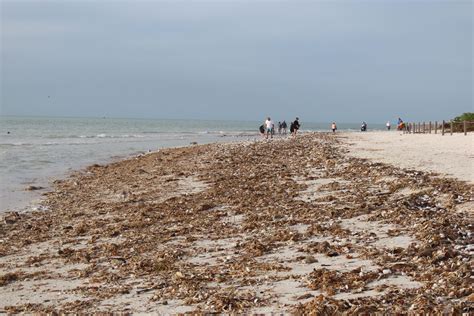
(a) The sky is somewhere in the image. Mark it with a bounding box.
[1,0,472,123]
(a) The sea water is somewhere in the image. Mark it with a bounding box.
[0,116,384,212]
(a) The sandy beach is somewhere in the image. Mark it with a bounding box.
[0,133,472,313]
[343,131,474,184]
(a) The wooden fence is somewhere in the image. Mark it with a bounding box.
[403,121,474,135]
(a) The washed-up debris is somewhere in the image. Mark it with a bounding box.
[2,212,21,225]
[0,134,472,313]
[25,185,44,191]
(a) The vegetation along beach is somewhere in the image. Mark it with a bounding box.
[1,132,472,313]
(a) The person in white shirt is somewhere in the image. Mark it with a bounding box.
[265,117,274,139]
[386,121,391,130]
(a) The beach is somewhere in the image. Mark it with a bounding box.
[343,131,474,184]
[0,133,472,313]
[0,116,261,212]
[0,116,380,212]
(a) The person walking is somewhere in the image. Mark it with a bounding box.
[264,117,274,139]
[331,122,337,133]
[397,118,405,131]
[291,117,300,136]
[386,121,391,130]
[259,124,265,137]
[282,121,287,135]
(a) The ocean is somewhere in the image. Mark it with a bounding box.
[0,116,385,212]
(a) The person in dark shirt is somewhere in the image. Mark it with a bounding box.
[282,121,287,135]
[259,124,265,137]
[291,117,300,136]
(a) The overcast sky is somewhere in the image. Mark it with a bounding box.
[1,0,472,122]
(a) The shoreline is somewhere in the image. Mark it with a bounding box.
[0,133,472,313]
[0,134,256,214]
[2,130,354,214]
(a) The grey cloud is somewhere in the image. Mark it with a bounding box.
[1,0,472,122]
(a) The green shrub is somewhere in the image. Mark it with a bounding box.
[453,112,474,122]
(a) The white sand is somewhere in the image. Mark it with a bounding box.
[341,131,474,183]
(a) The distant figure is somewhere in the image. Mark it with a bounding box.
[265,117,274,139]
[291,117,300,136]
[259,124,265,137]
[361,122,367,132]
[282,121,287,135]
[331,122,337,133]
[386,121,391,130]
[278,122,282,135]
[397,118,405,131]
[7,131,10,134]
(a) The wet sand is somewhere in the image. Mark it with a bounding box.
[0,133,472,313]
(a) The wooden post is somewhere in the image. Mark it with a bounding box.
[442,120,445,135]
[450,121,453,135]
[464,121,467,135]
[435,121,437,134]
[423,122,425,134]
[429,121,432,134]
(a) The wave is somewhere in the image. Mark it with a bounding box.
[0,142,34,147]
[0,131,263,148]
[78,134,146,139]
[1,141,95,147]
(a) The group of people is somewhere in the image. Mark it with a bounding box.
[332,121,367,132]
[260,117,406,137]
[386,118,405,131]
[259,117,300,139]
[334,120,400,133]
